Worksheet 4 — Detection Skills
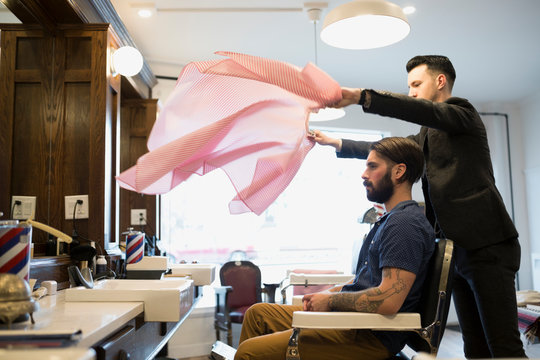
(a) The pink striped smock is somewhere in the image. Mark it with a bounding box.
[116,51,342,215]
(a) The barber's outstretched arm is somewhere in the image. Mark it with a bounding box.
[302,267,416,315]
[308,129,342,151]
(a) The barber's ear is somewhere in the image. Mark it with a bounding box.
[437,74,446,90]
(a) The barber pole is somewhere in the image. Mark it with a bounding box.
[0,221,32,281]
[126,229,144,264]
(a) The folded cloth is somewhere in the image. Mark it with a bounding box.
[116,51,342,215]
[517,290,540,307]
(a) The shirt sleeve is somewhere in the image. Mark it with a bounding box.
[336,139,371,159]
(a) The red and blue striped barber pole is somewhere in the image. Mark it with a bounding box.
[126,230,144,264]
[0,220,32,281]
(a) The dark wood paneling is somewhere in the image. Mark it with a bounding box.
[61,82,91,238]
[0,30,16,217]
[119,99,158,239]
[9,32,52,247]
[11,83,48,244]
[15,37,41,69]
[65,36,92,70]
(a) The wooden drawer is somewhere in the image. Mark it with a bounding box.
[93,316,178,360]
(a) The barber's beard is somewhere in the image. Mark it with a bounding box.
[364,171,394,204]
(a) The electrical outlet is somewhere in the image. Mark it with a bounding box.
[65,195,89,219]
[130,209,147,225]
[11,196,37,220]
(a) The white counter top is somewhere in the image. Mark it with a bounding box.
[0,348,96,360]
[0,291,144,348]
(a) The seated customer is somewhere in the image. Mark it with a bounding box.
[234,137,435,360]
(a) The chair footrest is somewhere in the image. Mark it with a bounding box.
[292,311,421,330]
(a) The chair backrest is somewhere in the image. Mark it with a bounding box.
[407,238,455,354]
[220,260,262,309]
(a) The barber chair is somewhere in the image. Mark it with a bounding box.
[286,238,455,360]
[214,260,277,346]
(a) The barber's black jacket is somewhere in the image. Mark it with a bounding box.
[338,90,518,250]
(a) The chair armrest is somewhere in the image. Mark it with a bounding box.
[279,274,355,304]
[214,285,233,314]
[291,311,421,330]
[288,273,355,286]
[214,285,233,296]
[262,283,280,303]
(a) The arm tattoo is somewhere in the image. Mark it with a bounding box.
[328,268,407,313]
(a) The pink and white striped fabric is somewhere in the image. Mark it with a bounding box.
[116,51,342,215]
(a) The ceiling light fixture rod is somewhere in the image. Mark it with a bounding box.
[305,5,346,122]
[155,7,304,13]
[313,20,318,65]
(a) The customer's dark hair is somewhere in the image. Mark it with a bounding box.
[406,55,456,90]
[370,137,425,184]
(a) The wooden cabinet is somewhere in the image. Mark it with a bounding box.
[0,24,120,253]
[0,0,159,288]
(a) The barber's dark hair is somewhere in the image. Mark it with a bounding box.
[370,137,425,184]
[406,55,456,90]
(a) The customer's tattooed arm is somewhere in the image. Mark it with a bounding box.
[328,267,416,314]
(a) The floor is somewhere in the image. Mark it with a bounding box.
[420,325,540,359]
[177,325,540,360]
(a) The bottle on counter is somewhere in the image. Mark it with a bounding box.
[96,255,107,274]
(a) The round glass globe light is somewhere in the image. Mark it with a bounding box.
[113,46,143,77]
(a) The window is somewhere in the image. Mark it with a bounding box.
[160,129,383,282]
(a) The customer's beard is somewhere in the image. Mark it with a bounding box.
[364,171,394,204]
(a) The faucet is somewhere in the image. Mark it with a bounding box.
[67,265,94,289]
[68,244,97,289]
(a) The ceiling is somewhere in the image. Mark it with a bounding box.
[2,1,540,104]
[107,0,540,105]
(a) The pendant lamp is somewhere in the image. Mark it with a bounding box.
[321,0,410,50]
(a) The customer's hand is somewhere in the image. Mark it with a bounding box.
[303,293,332,312]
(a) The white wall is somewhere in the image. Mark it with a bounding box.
[518,92,540,290]
[475,101,531,290]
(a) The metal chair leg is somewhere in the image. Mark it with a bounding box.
[286,328,301,360]
[227,326,233,346]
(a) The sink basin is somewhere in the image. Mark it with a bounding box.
[65,279,193,322]
[168,263,216,286]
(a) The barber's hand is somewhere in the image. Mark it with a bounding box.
[307,130,342,151]
[330,87,362,108]
[303,293,332,312]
